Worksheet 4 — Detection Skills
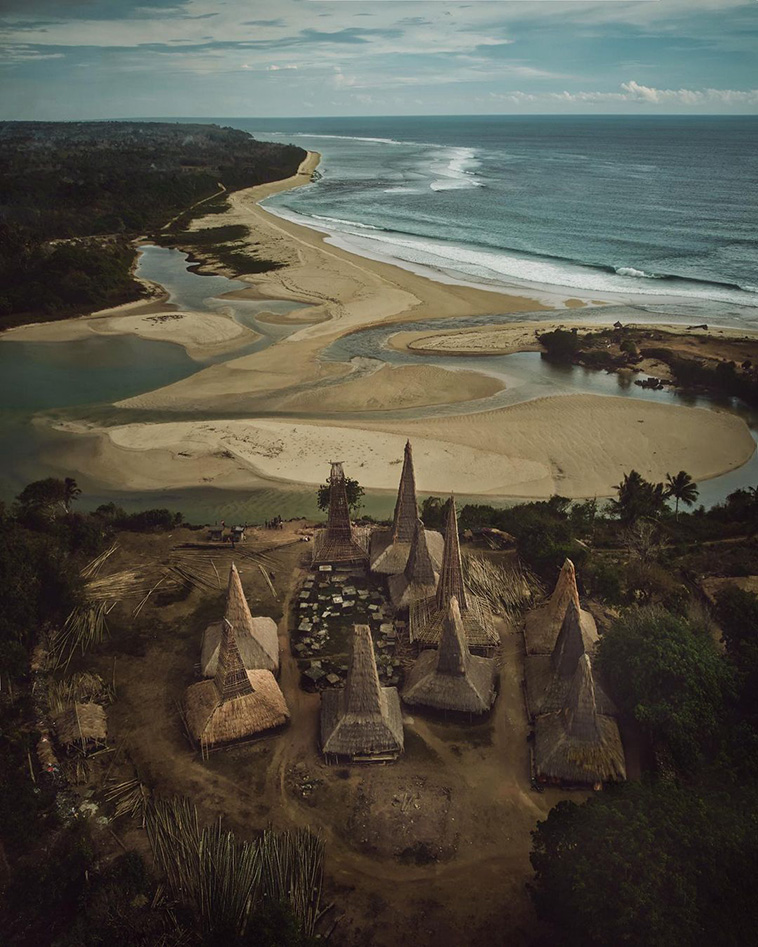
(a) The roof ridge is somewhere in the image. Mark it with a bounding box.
[436,596,470,677]
[436,495,468,610]
[214,618,254,702]
[391,439,419,543]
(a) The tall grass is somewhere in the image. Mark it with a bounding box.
[145,797,325,942]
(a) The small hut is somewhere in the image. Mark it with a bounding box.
[370,440,443,575]
[53,703,107,752]
[525,558,597,655]
[388,517,439,609]
[534,653,626,787]
[201,564,279,676]
[208,526,224,542]
[320,624,404,762]
[403,597,497,715]
[312,462,370,568]
[409,496,498,653]
[184,619,289,753]
[525,598,612,717]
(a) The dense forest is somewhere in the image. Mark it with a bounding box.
[0,122,306,328]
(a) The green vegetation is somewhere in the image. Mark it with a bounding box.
[317,475,365,516]
[535,324,758,406]
[530,782,758,947]
[0,121,305,328]
[598,607,734,771]
[154,223,283,276]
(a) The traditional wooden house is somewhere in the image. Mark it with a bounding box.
[184,618,289,753]
[525,598,611,717]
[312,462,370,568]
[403,597,497,715]
[524,557,597,654]
[370,440,443,575]
[201,563,279,676]
[320,624,404,762]
[533,653,626,787]
[388,517,439,609]
[409,496,498,653]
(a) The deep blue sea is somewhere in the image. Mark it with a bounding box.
[207,115,758,316]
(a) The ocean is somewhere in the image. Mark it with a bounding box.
[209,115,758,320]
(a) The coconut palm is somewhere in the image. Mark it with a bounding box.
[62,477,81,513]
[665,470,699,520]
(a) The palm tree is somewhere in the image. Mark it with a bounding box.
[610,470,667,524]
[62,477,81,513]
[665,470,699,520]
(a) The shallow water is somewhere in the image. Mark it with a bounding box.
[0,244,756,522]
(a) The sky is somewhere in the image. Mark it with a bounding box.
[0,0,756,119]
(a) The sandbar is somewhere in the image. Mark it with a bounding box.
[53,394,755,500]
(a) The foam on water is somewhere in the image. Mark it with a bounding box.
[257,116,758,313]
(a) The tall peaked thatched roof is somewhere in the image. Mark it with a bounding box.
[534,654,626,785]
[526,598,609,716]
[524,558,596,654]
[391,440,419,543]
[215,618,253,701]
[184,619,289,750]
[437,596,468,676]
[403,597,497,714]
[201,564,279,676]
[370,442,443,575]
[320,625,404,760]
[388,518,439,608]
[436,496,467,609]
[410,498,498,651]
[313,462,369,566]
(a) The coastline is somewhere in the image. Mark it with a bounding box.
[9,150,758,505]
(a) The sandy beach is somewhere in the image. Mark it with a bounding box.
[9,150,757,502]
[54,393,754,499]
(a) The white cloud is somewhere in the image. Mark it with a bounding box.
[491,81,758,108]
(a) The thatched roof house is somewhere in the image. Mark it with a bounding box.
[403,597,497,714]
[321,624,404,762]
[389,517,439,609]
[201,564,279,676]
[370,441,443,575]
[524,558,597,654]
[312,462,370,567]
[53,702,107,750]
[410,497,498,653]
[525,598,612,717]
[184,619,289,752]
[534,653,626,787]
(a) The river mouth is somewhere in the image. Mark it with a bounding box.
[1,245,756,521]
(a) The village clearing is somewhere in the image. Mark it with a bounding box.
[67,522,577,946]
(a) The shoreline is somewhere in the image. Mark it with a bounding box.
[7,150,758,506]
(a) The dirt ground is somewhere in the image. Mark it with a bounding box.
[83,523,580,946]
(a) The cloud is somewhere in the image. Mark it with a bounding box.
[0,43,64,63]
[241,19,285,28]
[492,81,758,107]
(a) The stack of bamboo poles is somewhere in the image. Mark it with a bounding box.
[46,670,113,714]
[464,555,542,622]
[146,797,326,941]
